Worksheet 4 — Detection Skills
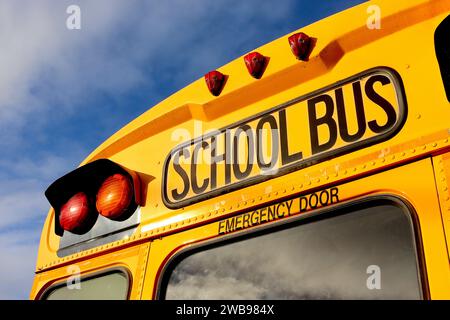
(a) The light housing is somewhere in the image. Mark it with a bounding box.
[288,32,312,61]
[45,159,141,236]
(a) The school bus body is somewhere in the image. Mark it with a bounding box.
[31,0,450,299]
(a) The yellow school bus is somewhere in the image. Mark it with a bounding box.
[31,0,450,300]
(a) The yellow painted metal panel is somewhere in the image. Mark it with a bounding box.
[143,159,450,299]
[30,243,150,300]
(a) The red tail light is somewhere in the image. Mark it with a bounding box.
[288,32,311,61]
[205,70,226,96]
[244,52,267,79]
[96,173,133,220]
[59,192,92,233]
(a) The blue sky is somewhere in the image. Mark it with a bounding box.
[0,0,366,299]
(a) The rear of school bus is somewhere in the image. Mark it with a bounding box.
[30,0,450,300]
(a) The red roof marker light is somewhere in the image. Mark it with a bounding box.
[288,32,312,61]
[205,70,226,96]
[244,52,267,79]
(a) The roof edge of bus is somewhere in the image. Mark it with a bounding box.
[78,0,443,167]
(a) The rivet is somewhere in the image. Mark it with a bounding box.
[381,158,385,163]
[433,143,438,147]
[411,149,416,154]
[445,138,449,143]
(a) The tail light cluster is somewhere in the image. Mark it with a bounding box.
[45,159,141,236]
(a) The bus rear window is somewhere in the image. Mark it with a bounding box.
[44,271,129,300]
[161,199,423,299]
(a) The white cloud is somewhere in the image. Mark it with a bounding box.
[0,0,297,135]
[0,153,84,299]
[0,229,41,299]
[0,1,156,139]
[0,180,47,231]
